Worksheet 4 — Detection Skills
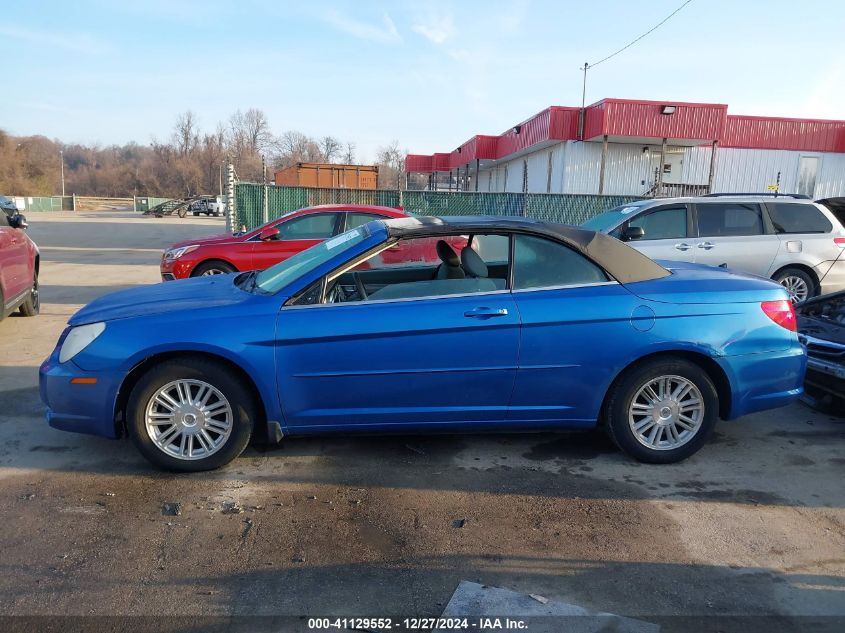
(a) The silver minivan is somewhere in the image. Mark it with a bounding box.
[583,194,845,302]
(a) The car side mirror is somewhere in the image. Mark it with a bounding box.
[259,227,280,241]
[622,226,644,241]
[9,213,28,230]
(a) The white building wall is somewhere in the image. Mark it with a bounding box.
[472,144,845,197]
[712,148,800,193]
[560,141,659,195]
[813,153,845,199]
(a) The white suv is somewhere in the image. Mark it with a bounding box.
[584,194,845,302]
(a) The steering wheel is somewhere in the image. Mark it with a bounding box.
[327,281,349,303]
[353,272,368,300]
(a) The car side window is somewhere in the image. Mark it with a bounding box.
[308,234,511,305]
[278,213,336,240]
[628,206,687,240]
[346,212,385,230]
[767,203,832,234]
[512,234,608,290]
[697,203,763,237]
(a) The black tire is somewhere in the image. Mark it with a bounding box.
[192,260,237,277]
[603,358,718,464]
[127,358,255,471]
[772,267,816,304]
[18,273,40,317]
[193,211,199,216]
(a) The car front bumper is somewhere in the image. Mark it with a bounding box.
[39,355,122,438]
[159,257,195,281]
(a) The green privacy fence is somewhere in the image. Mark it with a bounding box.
[234,183,642,231]
[12,195,74,211]
[401,191,643,225]
[235,184,401,229]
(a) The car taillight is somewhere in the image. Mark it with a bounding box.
[761,300,796,331]
[834,237,845,247]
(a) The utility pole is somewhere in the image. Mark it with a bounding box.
[578,62,589,139]
[60,150,65,196]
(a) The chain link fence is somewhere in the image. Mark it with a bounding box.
[234,182,642,231]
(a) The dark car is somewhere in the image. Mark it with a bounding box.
[797,290,845,413]
[0,195,40,320]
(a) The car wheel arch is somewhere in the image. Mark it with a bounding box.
[599,350,732,423]
[190,258,239,276]
[113,351,268,441]
[770,263,819,290]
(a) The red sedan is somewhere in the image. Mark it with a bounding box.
[160,204,408,280]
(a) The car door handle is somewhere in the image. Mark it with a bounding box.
[464,307,509,318]
[674,243,691,251]
[697,241,715,250]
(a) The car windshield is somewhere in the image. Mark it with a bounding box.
[253,226,371,294]
[581,202,650,232]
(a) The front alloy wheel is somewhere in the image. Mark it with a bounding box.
[145,379,233,460]
[127,359,255,471]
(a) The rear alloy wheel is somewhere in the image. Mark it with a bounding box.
[127,359,255,471]
[773,268,815,304]
[604,359,718,463]
[192,260,237,276]
[19,273,40,316]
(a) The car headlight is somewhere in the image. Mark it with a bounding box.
[163,245,199,260]
[59,322,106,363]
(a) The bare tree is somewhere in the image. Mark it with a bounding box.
[342,141,356,164]
[172,111,199,156]
[242,108,271,154]
[319,136,341,163]
[0,112,381,197]
[376,140,406,189]
[272,130,311,168]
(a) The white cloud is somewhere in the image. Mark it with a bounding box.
[0,24,107,54]
[321,10,401,44]
[412,13,455,44]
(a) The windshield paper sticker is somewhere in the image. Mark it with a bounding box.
[325,229,360,250]
[620,206,639,215]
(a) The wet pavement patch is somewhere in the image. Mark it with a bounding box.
[522,432,615,462]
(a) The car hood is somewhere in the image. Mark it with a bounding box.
[68,276,249,325]
[167,232,244,249]
[624,259,787,304]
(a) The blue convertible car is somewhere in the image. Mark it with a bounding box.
[40,216,806,471]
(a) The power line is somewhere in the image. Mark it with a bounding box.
[587,0,694,69]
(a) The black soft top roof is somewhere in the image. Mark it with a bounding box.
[380,215,670,285]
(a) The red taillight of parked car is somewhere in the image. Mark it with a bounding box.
[834,237,845,247]
[761,300,797,332]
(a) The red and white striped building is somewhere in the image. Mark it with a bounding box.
[405,98,845,198]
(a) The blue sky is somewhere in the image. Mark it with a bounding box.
[2,0,843,161]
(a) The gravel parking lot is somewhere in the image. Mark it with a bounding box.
[0,212,843,630]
